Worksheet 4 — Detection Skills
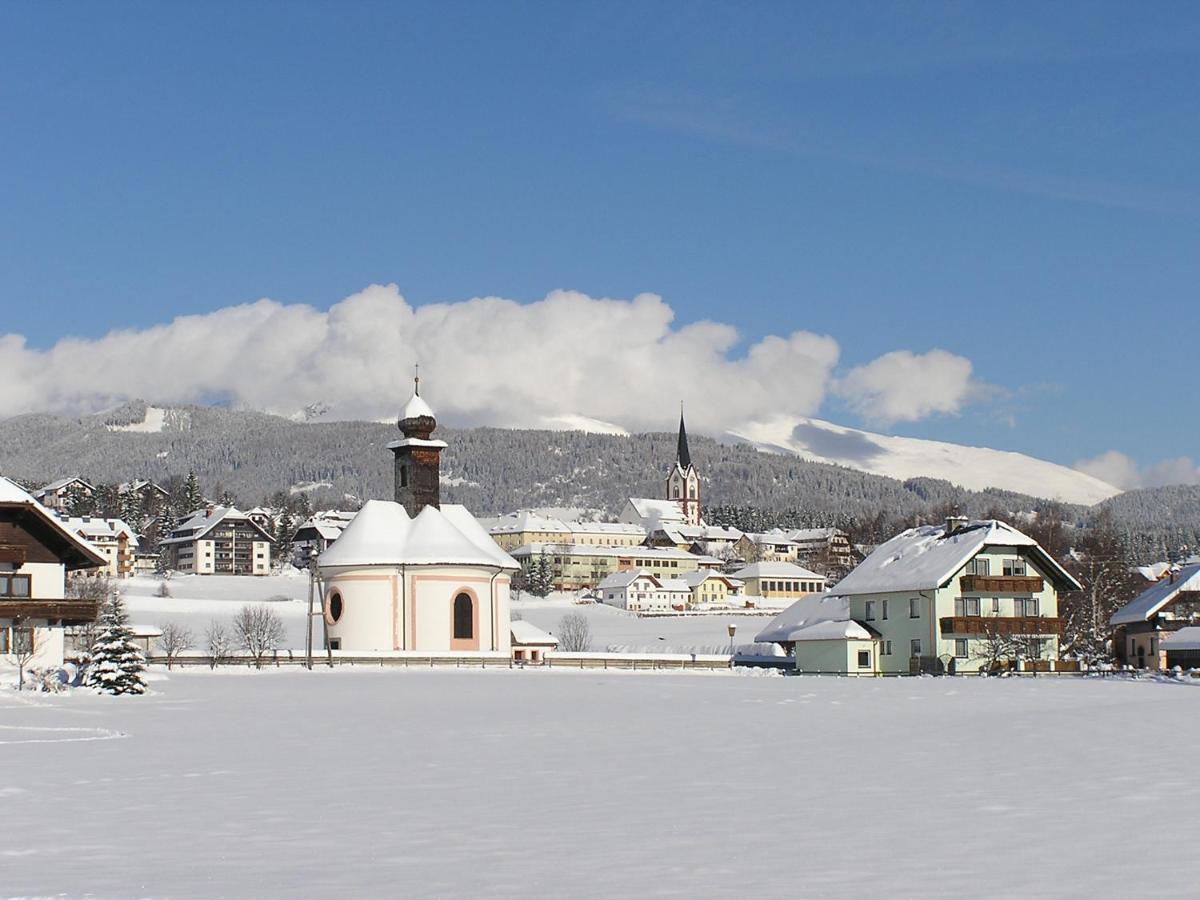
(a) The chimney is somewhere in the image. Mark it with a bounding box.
[945,514,969,536]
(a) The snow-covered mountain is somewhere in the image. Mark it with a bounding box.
[732,416,1120,506]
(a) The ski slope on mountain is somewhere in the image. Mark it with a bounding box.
[734,416,1120,506]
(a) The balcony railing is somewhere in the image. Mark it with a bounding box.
[959,575,1044,593]
[940,616,1063,636]
[0,598,100,624]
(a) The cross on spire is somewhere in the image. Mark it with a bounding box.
[414,362,420,396]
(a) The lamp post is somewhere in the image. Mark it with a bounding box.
[727,622,737,658]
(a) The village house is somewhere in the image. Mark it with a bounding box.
[0,476,106,670]
[117,478,169,505]
[678,569,744,606]
[511,542,722,591]
[290,509,358,562]
[60,516,137,578]
[1110,563,1200,670]
[755,593,881,673]
[787,527,854,569]
[599,570,691,612]
[488,511,646,551]
[317,381,518,659]
[510,620,557,663]
[734,531,803,563]
[757,517,1081,675]
[161,506,275,575]
[732,561,827,601]
[32,476,94,514]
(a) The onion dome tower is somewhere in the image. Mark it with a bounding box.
[388,370,448,517]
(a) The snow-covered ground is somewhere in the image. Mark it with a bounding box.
[2,670,1198,897]
[121,575,777,654]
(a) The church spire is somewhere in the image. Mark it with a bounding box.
[676,402,692,471]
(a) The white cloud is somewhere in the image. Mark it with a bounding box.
[0,285,990,436]
[834,349,978,425]
[1074,450,1200,490]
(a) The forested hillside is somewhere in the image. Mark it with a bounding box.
[1,401,1195,554]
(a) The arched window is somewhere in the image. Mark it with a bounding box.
[326,590,344,624]
[453,592,473,640]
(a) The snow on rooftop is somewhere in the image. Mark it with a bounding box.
[509,619,557,646]
[402,392,436,420]
[319,500,517,570]
[1161,626,1200,652]
[1111,563,1200,626]
[830,520,1080,596]
[0,476,107,566]
[754,594,855,643]
[732,561,826,581]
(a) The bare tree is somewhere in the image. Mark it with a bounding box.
[157,622,194,670]
[13,625,36,691]
[67,573,113,602]
[233,604,286,669]
[155,579,171,598]
[205,620,234,669]
[556,612,591,652]
[972,616,1019,673]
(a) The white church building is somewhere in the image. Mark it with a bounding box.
[317,382,519,658]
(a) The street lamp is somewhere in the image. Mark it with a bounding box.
[727,622,737,658]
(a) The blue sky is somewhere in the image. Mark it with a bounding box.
[1,2,1197,483]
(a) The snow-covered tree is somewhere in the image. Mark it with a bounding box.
[85,593,147,695]
[205,620,234,669]
[157,622,194,670]
[182,472,203,515]
[232,604,286,669]
[523,555,554,598]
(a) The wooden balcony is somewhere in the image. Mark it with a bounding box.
[0,598,100,624]
[940,616,1063,636]
[959,575,1044,593]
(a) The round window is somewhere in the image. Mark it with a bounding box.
[328,592,344,623]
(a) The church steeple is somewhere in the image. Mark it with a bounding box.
[389,368,447,517]
[676,404,692,471]
[666,403,701,526]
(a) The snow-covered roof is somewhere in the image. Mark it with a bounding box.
[318,500,518,570]
[788,527,844,543]
[656,578,691,593]
[598,570,658,590]
[402,392,436,420]
[61,516,136,541]
[510,543,721,565]
[678,570,741,589]
[1110,564,1200,626]
[510,620,557,646]
[35,476,92,495]
[0,475,107,569]
[754,594,859,643]
[830,520,1081,596]
[1161,626,1200,652]
[1135,562,1172,582]
[488,511,644,537]
[732,561,826,581]
[626,497,686,523]
[161,507,276,545]
[745,531,801,548]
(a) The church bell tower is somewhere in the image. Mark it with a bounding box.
[388,372,447,517]
[666,405,701,526]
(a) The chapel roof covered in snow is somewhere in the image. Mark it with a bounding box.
[0,475,107,569]
[1110,563,1200,626]
[829,519,1081,596]
[318,500,518,570]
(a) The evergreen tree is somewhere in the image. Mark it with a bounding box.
[84,593,147,696]
[120,489,146,533]
[65,484,96,517]
[524,555,554,598]
[183,472,203,515]
[274,509,295,566]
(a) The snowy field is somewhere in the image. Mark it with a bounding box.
[3,669,1199,898]
[122,575,776,654]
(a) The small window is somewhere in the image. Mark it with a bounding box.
[1003,558,1027,577]
[954,639,969,658]
[328,638,341,651]
[968,558,991,576]
[328,592,344,623]
[865,601,875,621]
[910,639,922,657]
[399,465,409,488]
[884,640,893,656]
[909,598,920,618]
[857,650,871,668]
[453,592,473,640]
[881,600,889,620]
[992,598,1000,614]
[965,597,980,617]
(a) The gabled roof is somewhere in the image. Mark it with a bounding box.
[61,516,137,542]
[1110,563,1200,626]
[35,476,93,496]
[754,594,855,643]
[678,570,741,589]
[830,520,1081,596]
[732,561,826,581]
[318,500,517,570]
[598,570,660,590]
[161,506,276,545]
[626,497,686,523]
[1161,626,1200,652]
[0,476,106,570]
[510,620,557,647]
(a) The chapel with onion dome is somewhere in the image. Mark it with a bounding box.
[316,378,519,657]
